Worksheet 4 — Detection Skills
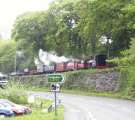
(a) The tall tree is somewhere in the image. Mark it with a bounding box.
[49,0,83,57]
[0,40,16,73]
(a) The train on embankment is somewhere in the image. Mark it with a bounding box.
[24,54,107,75]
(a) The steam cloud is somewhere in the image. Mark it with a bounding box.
[38,49,70,65]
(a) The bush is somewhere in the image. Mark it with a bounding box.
[0,82,28,104]
[129,38,135,63]
[107,57,130,66]
[117,38,135,99]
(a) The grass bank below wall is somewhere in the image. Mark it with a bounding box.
[27,87,135,101]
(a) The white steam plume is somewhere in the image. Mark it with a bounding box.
[38,49,69,65]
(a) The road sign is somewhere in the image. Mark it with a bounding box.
[47,74,64,83]
[47,74,64,116]
[50,83,60,92]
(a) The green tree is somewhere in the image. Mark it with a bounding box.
[49,0,83,57]
[12,12,50,53]
[0,40,16,73]
[11,11,57,68]
[76,0,134,57]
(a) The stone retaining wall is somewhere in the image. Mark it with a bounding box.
[64,72,120,92]
[9,71,120,92]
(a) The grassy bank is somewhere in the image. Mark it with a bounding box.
[27,87,135,101]
[6,106,64,120]
[61,88,135,101]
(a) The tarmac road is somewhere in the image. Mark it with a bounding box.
[30,92,135,120]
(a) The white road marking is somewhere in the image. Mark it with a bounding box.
[87,112,97,120]
[78,103,97,120]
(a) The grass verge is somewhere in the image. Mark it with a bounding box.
[6,105,64,120]
[61,88,135,101]
[28,86,135,101]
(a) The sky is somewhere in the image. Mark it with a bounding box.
[0,0,53,39]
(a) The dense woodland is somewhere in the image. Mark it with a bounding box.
[0,0,135,72]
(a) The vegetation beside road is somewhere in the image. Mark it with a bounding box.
[0,82,28,104]
[7,106,64,120]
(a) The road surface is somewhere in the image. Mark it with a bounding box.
[30,92,135,120]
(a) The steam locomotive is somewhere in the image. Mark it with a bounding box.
[25,54,107,75]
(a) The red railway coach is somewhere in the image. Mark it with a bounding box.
[55,63,66,72]
[77,62,85,69]
[28,69,38,75]
[66,61,78,71]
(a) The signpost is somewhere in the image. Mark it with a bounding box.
[47,74,64,116]
[47,74,64,83]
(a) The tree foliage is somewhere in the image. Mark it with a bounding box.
[0,40,16,73]
[11,0,135,60]
[129,38,135,62]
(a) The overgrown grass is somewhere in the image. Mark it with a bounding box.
[0,82,28,104]
[5,105,64,120]
[27,86,49,92]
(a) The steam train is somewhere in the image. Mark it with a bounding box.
[25,54,107,75]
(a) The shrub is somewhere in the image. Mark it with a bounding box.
[0,82,28,104]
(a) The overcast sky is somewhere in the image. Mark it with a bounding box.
[0,0,53,39]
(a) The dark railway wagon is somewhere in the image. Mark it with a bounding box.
[43,65,55,73]
[95,54,107,68]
